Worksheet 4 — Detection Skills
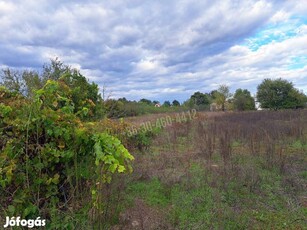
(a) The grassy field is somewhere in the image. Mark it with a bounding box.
[102,109,307,229]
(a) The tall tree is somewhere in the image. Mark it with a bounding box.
[1,59,105,119]
[0,58,70,97]
[22,70,43,97]
[0,68,25,94]
[209,90,218,100]
[163,100,171,107]
[139,98,152,105]
[257,78,306,110]
[42,57,71,82]
[172,100,180,106]
[190,91,211,106]
[213,85,232,111]
[118,97,128,103]
[233,88,255,111]
[182,99,194,109]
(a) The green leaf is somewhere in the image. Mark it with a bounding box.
[109,163,118,173]
[8,205,15,214]
[13,199,23,204]
[118,165,125,173]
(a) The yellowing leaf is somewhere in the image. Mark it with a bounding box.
[52,173,60,184]
[118,165,125,173]
[52,101,58,108]
[58,140,65,149]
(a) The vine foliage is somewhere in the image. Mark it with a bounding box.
[0,80,133,227]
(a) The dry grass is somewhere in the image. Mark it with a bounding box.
[106,109,307,229]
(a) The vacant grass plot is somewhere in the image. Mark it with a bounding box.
[104,110,307,229]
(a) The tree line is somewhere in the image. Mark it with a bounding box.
[116,80,306,113]
[183,79,306,111]
[1,59,306,118]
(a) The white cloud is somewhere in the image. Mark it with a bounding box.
[0,0,306,101]
[269,10,290,24]
[135,59,159,71]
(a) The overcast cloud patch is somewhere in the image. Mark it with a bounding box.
[0,0,306,102]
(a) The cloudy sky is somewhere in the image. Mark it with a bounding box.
[0,0,306,103]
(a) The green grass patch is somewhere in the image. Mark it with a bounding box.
[126,178,170,207]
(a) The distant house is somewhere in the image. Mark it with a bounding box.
[255,101,262,110]
[154,103,161,107]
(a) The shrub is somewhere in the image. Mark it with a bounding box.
[0,81,134,227]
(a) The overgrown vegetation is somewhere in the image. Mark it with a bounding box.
[257,78,307,110]
[1,60,306,118]
[0,80,134,228]
[109,110,307,229]
[1,59,307,229]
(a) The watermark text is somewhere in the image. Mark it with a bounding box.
[3,216,46,228]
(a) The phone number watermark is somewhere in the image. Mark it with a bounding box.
[125,109,198,136]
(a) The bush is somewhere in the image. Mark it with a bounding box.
[0,81,134,227]
[128,126,161,152]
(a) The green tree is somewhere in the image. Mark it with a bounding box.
[1,58,71,98]
[1,59,104,119]
[209,90,218,100]
[139,98,152,105]
[213,85,232,111]
[190,91,210,106]
[22,70,43,97]
[257,78,306,110]
[0,69,44,97]
[172,100,180,106]
[182,99,194,109]
[233,89,255,111]
[60,71,104,119]
[163,100,171,107]
[0,68,25,94]
[105,99,124,118]
[286,89,307,108]
[118,97,128,103]
[42,57,71,82]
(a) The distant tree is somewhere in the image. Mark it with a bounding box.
[213,85,232,111]
[139,98,152,105]
[172,100,180,106]
[0,58,71,97]
[0,68,25,94]
[257,78,307,110]
[42,57,71,82]
[163,100,171,107]
[286,88,307,108]
[190,91,210,106]
[209,90,218,100]
[1,59,105,120]
[118,97,128,103]
[0,68,44,97]
[233,88,255,111]
[182,99,194,108]
[22,70,43,97]
[153,100,160,105]
[105,99,124,118]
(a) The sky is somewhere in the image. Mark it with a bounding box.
[0,0,306,103]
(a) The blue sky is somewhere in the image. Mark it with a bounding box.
[0,0,306,103]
